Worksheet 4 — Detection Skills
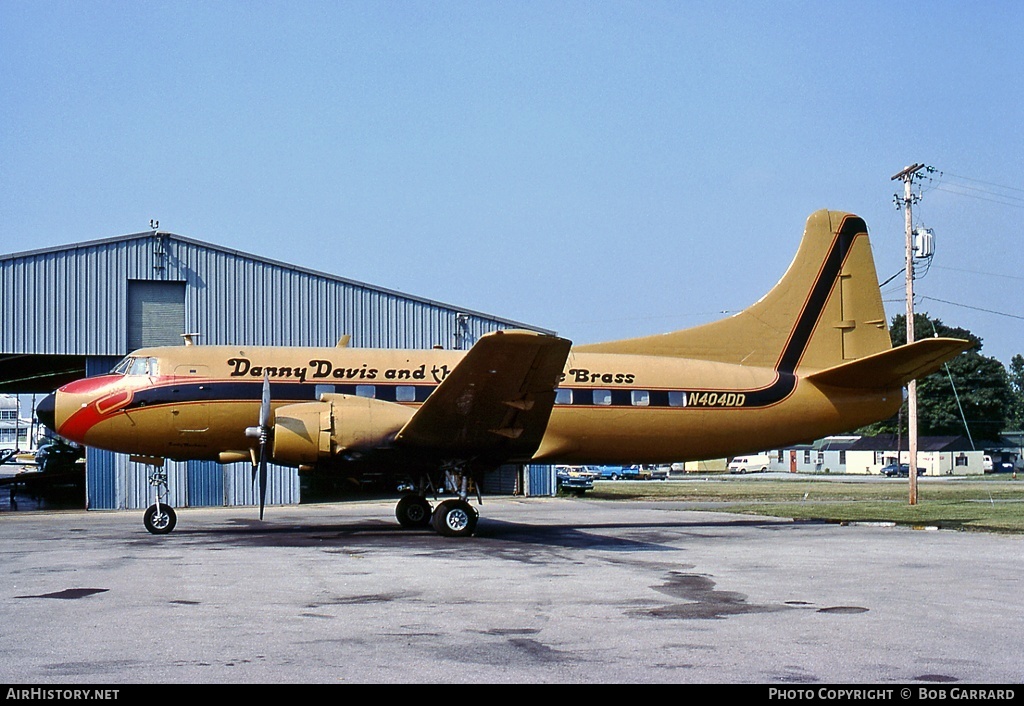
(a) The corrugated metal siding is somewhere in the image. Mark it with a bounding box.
[482,464,521,495]
[223,461,300,509]
[4,232,551,512]
[85,447,117,510]
[2,232,544,355]
[528,464,556,496]
[186,461,224,507]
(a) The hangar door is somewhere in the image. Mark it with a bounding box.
[127,280,186,350]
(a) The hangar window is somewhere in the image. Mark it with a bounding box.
[667,391,687,407]
[631,390,650,407]
[395,386,416,402]
[555,389,572,405]
[355,385,375,398]
[593,389,612,406]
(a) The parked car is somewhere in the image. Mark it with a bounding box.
[34,439,85,474]
[649,465,671,480]
[879,463,924,477]
[728,455,770,474]
[555,466,594,495]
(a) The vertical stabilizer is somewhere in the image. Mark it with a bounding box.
[574,210,892,373]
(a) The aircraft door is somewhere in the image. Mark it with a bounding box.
[171,365,210,432]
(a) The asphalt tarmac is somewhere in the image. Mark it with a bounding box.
[1,496,1021,685]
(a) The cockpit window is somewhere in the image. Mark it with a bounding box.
[112,356,159,376]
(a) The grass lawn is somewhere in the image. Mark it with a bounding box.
[582,475,1024,534]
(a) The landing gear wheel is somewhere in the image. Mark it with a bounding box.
[396,495,433,528]
[431,499,478,537]
[144,504,177,535]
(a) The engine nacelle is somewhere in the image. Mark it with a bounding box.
[271,394,414,467]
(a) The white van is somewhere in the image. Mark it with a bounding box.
[728,455,771,474]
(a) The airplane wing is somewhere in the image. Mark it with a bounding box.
[805,337,974,390]
[394,330,572,461]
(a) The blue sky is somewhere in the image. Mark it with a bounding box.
[3,1,1022,366]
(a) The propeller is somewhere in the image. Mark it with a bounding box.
[244,373,272,519]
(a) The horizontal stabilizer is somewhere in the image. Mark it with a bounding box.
[806,337,974,390]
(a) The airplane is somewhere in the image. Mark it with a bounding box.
[35,210,972,537]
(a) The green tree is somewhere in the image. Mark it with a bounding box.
[1009,354,1024,431]
[859,313,1012,441]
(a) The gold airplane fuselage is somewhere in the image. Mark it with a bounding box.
[49,343,901,467]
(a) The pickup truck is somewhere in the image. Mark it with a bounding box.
[596,465,652,480]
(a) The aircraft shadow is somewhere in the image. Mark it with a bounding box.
[140,514,798,553]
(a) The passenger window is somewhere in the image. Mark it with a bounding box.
[593,389,612,406]
[668,391,687,407]
[631,390,650,407]
[395,386,416,402]
[315,384,335,400]
[555,389,572,405]
[355,385,375,398]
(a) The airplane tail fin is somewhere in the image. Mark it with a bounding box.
[575,210,894,374]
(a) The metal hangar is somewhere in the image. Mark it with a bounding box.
[0,228,554,511]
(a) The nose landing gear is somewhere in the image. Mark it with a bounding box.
[143,467,177,535]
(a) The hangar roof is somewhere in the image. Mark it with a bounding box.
[1,230,543,330]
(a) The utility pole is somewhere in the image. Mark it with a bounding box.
[892,163,924,505]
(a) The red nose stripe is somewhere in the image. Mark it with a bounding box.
[61,374,123,395]
[58,403,106,443]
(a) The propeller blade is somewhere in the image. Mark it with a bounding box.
[252,372,271,519]
[258,441,268,520]
[259,372,271,428]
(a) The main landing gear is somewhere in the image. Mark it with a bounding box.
[394,469,480,538]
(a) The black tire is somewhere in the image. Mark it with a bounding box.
[431,499,478,537]
[144,504,177,535]
[396,495,432,528]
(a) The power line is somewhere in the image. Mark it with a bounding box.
[932,183,1024,209]
[937,170,1024,195]
[933,265,1024,281]
[920,296,1024,321]
[922,168,1024,209]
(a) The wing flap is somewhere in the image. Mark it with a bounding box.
[395,330,572,460]
[806,337,973,390]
